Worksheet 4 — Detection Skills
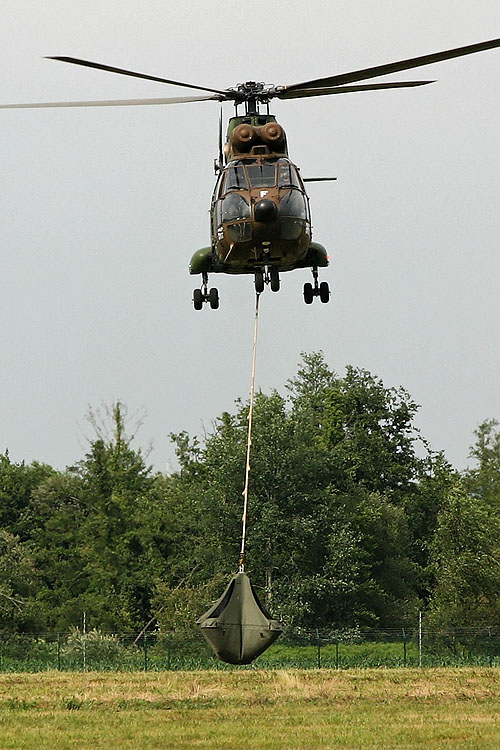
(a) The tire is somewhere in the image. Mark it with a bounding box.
[254,271,265,294]
[193,288,203,310]
[270,268,280,292]
[303,282,314,304]
[319,281,330,304]
[209,287,219,310]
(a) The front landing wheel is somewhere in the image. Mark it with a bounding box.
[255,271,265,294]
[270,268,280,292]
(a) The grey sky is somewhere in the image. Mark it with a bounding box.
[1,0,500,472]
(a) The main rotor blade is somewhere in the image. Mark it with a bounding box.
[277,80,435,99]
[282,36,500,92]
[0,95,219,109]
[46,56,228,96]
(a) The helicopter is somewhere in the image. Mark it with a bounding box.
[1,37,500,309]
[190,108,334,309]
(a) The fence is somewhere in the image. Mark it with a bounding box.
[0,627,499,671]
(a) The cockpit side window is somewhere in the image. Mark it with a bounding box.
[246,164,276,188]
[213,172,224,201]
[277,160,301,188]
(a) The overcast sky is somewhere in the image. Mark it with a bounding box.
[1,0,500,473]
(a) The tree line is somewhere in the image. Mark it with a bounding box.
[1,352,499,637]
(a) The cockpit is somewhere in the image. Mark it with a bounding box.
[213,158,310,243]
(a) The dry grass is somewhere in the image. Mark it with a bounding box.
[0,668,498,748]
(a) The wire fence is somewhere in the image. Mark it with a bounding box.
[0,626,500,671]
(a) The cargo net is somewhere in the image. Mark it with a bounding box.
[197,292,283,664]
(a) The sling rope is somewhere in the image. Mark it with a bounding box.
[239,291,261,572]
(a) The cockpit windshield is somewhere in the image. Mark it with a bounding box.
[219,159,303,195]
[246,164,276,188]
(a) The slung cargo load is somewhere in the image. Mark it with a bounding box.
[197,571,282,665]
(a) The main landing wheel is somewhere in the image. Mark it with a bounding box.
[304,281,314,305]
[209,287,219,310]
[193,288,203,310]
[193,272,220,310]
[304,266,330,304]
[319,281,330,304]
[303,282,314,304]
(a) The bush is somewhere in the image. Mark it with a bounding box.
[63,627,130,667]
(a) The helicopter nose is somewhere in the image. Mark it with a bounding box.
[254,199,278,223]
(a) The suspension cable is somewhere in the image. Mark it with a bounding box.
[239,291,261,572]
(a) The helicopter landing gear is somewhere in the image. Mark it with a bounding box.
[193,288,204,310]
[254,271,265,294]
[303,282,314,304]
[270,267,280,292]
[254,267,280,294]
[209,287,219,309]
[193,272,219,310]
[303,267,330,304]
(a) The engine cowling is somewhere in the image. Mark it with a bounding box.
[228,121,288,158]
[230,123,257,153]
[260,122,284,150]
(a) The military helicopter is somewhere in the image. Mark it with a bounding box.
[2,37,500,309]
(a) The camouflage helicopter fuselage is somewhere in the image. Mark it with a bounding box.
[189,114,328,280]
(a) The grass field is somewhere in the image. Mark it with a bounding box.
[0,668,499,749]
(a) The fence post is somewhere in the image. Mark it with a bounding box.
[488,627,493,668]
[57,633,61,671]
[143,634,148,672]
[316,629,321,669]
[167,640,172,670]
[402,628,407,668]
[335,639,339,670]
[418,611,422,668]
[83,611,87,672]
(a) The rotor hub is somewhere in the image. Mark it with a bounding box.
[228,81,274,114]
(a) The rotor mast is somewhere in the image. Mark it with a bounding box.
[233,82,271,115]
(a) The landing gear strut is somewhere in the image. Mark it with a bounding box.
[303,266,330,304]
[193,272,219,310]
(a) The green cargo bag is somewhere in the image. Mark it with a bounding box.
[197,571,282,664]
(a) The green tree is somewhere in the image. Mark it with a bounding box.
[427,480,500,629]
[27,471,88,629]
[0,529,43,634]
[27,401,167,632]
[0,453,55,537]
[464,419,500,507]
[288,356,424,496]
[74,404,156,630]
